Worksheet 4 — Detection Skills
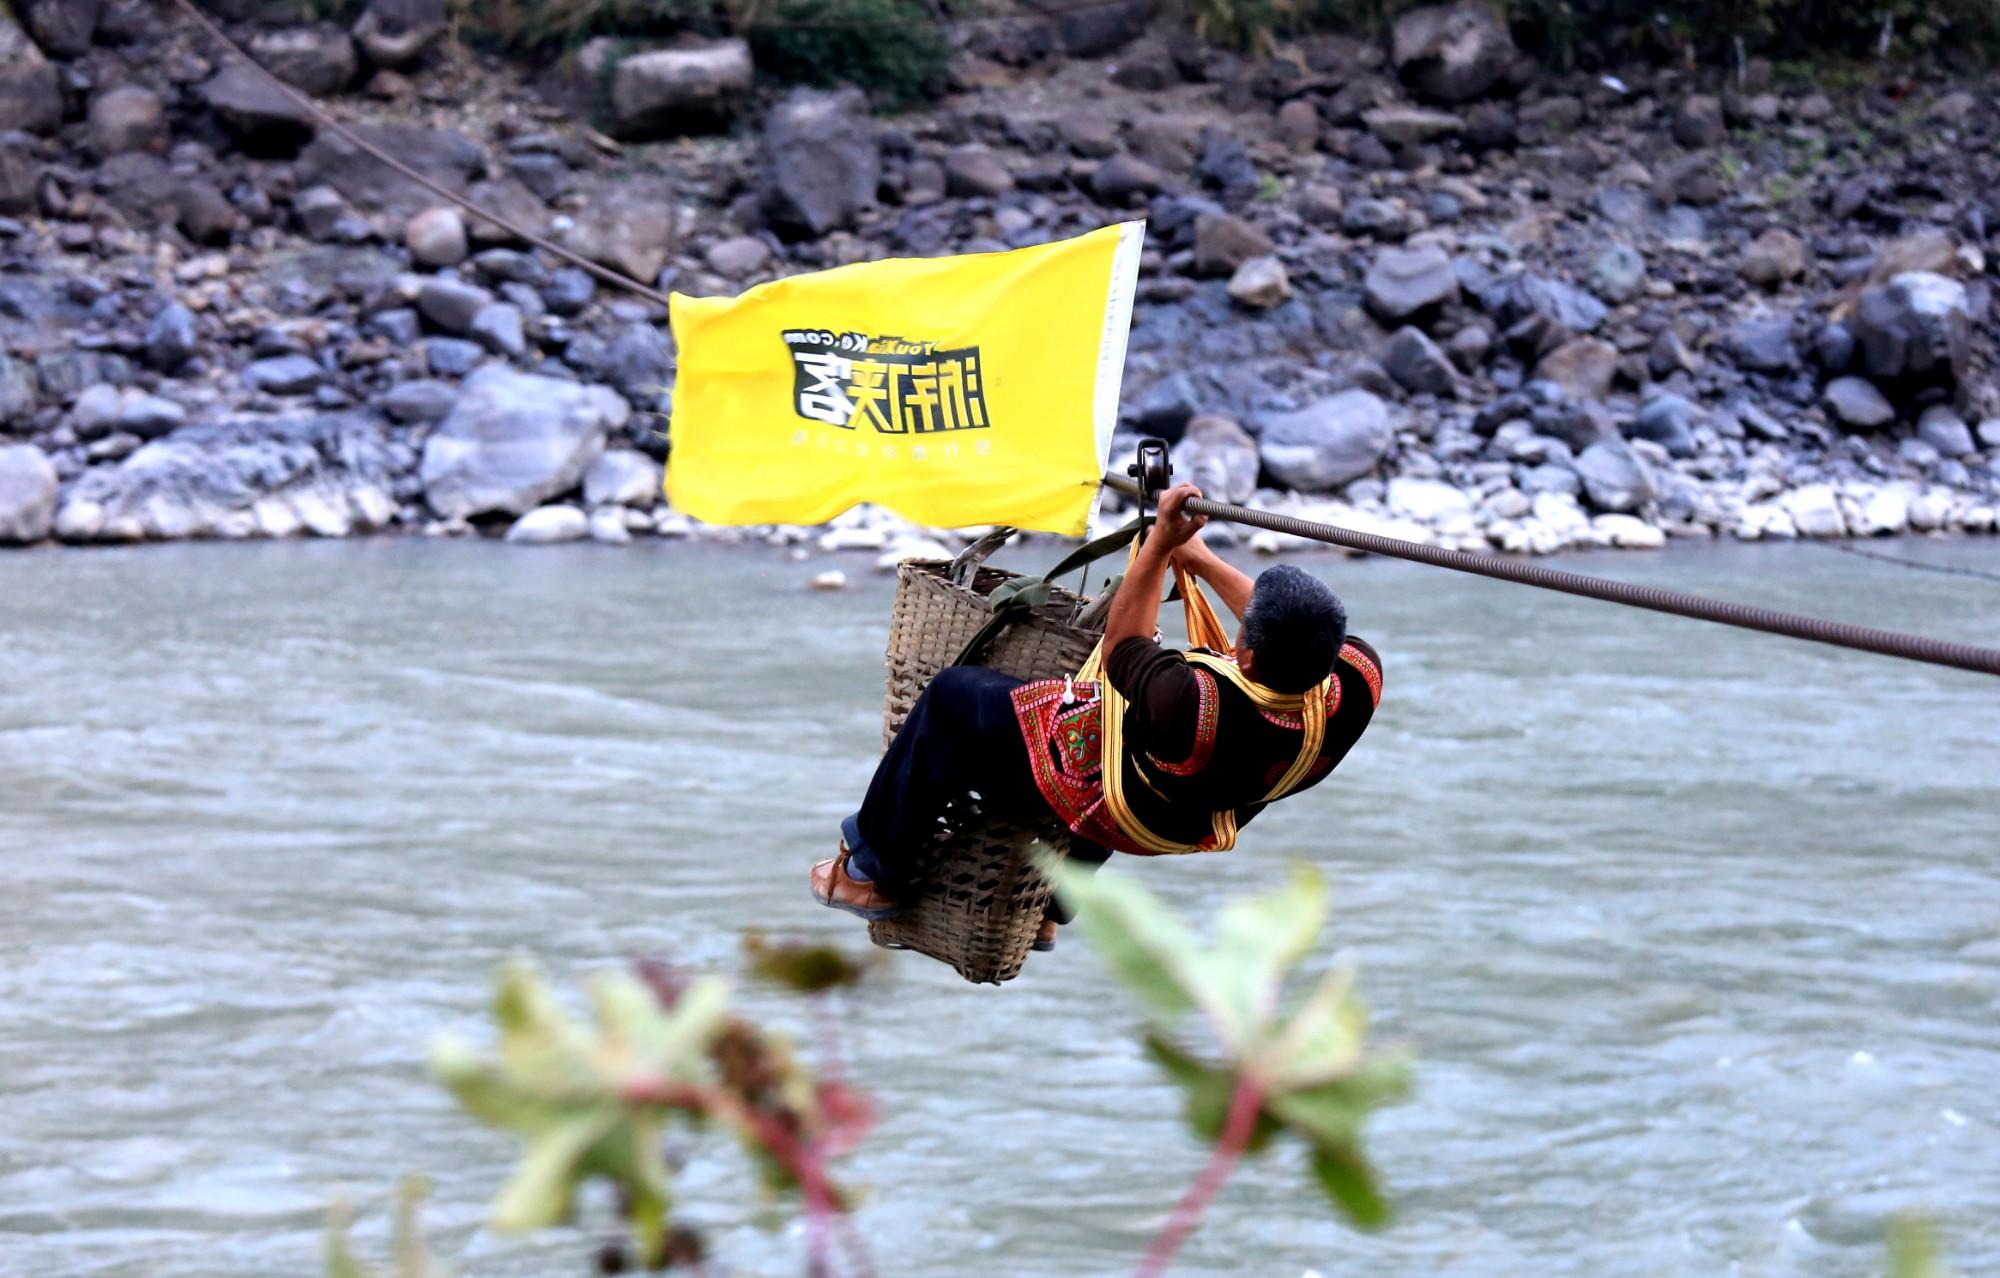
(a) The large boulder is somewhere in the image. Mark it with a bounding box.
[607,40,752,137]
[201,64,317,153]
[1180,414,1259,503]
[296,125,483,216]
[353,0,446,69]
[1574,438,1654,513]
[758,88,877,239]
[421,366,630,519]
[0,444,57,543]
[1255,391,1394,492]
[583,450,664,508]
[18,0,103,57]
[1390,2,1516,104]
[0,16,62,136]
[1851,272,1970,388]
[54,413,403,542]
[562,176,675,284]
[1364,245,1458,324]
[248,23,360,97]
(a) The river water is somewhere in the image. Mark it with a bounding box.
[2,536,1997,1278]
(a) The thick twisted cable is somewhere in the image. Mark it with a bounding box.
[1101,475,2000,678]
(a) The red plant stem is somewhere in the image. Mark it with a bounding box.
[1132,1074,1265,1278]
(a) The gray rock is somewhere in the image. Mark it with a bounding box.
[176,181,241,245]
[0,444,57,542]
[1916,406,1975,458]
[563,175,675,282]
[468,302,527,358]
[1651,153,1722,207]
[1381,326,1458,397]
[543,267,595,317]
[760,88,877,238]
[1673,95,1726,148]
[607,39,752,137]
[381,379,457,423]
[0,130,39,215]
[1630,394,1698,458]
[248,23,360,97]
[424,337,484,377]
[506,151,572,203]
[1180,414,1259,503]
[1062,114,1119,159]
[418,277,494,334]
[462,177,548,245]
[1227,257,1289,309]
[1256,390,1394,491]
[1343,198,1411,240]
[583,449,663,508]
[1364,245,1458,323]
[18,0,101,57]
[505,505,588,544]
[1052,0,1152,55]
[59,412,401,541]
[1192,213,1272,278]
[1574,438,1654,513]
[297,125,483,217]
[705,234,771,277]
[1823,375,1896,429]
[1471,271,1607,334]
[1852,272,1970,387]
[0,16,61,135]
[1534,338,1617,402]
[1275,99,1320,152]
[145,303,198,373]
[1588,244,1646,303]
[295,185,363,241]
[201,65,317,151]
[243,354,327,396]
[1361,106,1464,147]
[1447,323,1492,371]
[353,0,446,69]
[1741,227,1807,287]
[945,144,1014,198]
[1724,315,1799,373]
[1091,154,1165,206]
[421,365,629,519]
[1520,462,1581,497]
[1977,418,2000,449]
[88,86,166,157]
[1811,321,1856,373]
[406,206,468,266]
[1297,183,1343,226]
[1390,2,1515,104]
[118,393,186,438]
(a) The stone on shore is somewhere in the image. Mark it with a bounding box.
[1180,414,1259,503]
[1575,438,1653,513]
[1852,272,1970,387]
[1193,213,1273,278]
[89,87,168,158]
[1227,256,1290,309]
[249,23,360,96]
[1381,327,1458,397]
[0,16,62,136]
[1823,376,1896,430]
[562,177,675,283]
[1784,483,1846,537]
[506,505,588,544]
[1741,228,1807,287]
[1390,2,1515,104]
[0,444,58,543]
[1256,391,1394,492]
[760,88,877,238]
[607,39,753,137]
[406,206,469,267]
[201,64,317,151]
[421,365,629,519]
[584,450,663,508]
[1364,245,1458,323]
[354,0,447,69]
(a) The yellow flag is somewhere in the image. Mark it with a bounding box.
[664,222,1144,535]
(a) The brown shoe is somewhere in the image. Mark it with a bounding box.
[1031,917,1058,952]
[809,842,903,920]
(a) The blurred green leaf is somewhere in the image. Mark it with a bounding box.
[325,1202,369,1278]
[1889,1216,1955,1278]
[324,1179,450,1278]
[1056,861,1410,1233]
[743,931,877,993]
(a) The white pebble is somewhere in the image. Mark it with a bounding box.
[809,569,849,591]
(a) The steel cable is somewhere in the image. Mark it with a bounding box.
[1102,475,2000,678]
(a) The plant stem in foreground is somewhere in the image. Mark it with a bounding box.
[1133,1073,1265,1278]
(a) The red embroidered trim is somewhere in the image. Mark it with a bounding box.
[1341,642,1383,706]
[1256,671,1343,730]
[1150,668,1218,777]
[1011,679,1150,856]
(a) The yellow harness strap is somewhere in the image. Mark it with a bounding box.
[1076,555,1329,855]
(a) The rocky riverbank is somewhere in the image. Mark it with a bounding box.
[0,0,1997,559]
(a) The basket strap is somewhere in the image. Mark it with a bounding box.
[952,521,1144,667]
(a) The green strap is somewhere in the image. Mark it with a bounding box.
[952,521,1142,667]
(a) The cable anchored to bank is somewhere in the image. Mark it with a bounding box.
[1103,474,2000,679]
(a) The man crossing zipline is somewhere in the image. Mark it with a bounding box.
[810,484,1384,943]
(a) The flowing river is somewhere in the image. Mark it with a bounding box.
[2,536,1997,1278]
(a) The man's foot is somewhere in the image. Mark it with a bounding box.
[1031,917,1058,952]
[809,843,903,921]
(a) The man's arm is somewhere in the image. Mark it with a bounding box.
[1172,537,1254,622]
[1101,483,1208,656]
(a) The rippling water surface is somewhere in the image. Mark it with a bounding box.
[2,535,1998,1278]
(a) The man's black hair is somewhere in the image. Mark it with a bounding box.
[1241,565,1347,693]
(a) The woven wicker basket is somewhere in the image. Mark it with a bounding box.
[867,553,1105,984]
